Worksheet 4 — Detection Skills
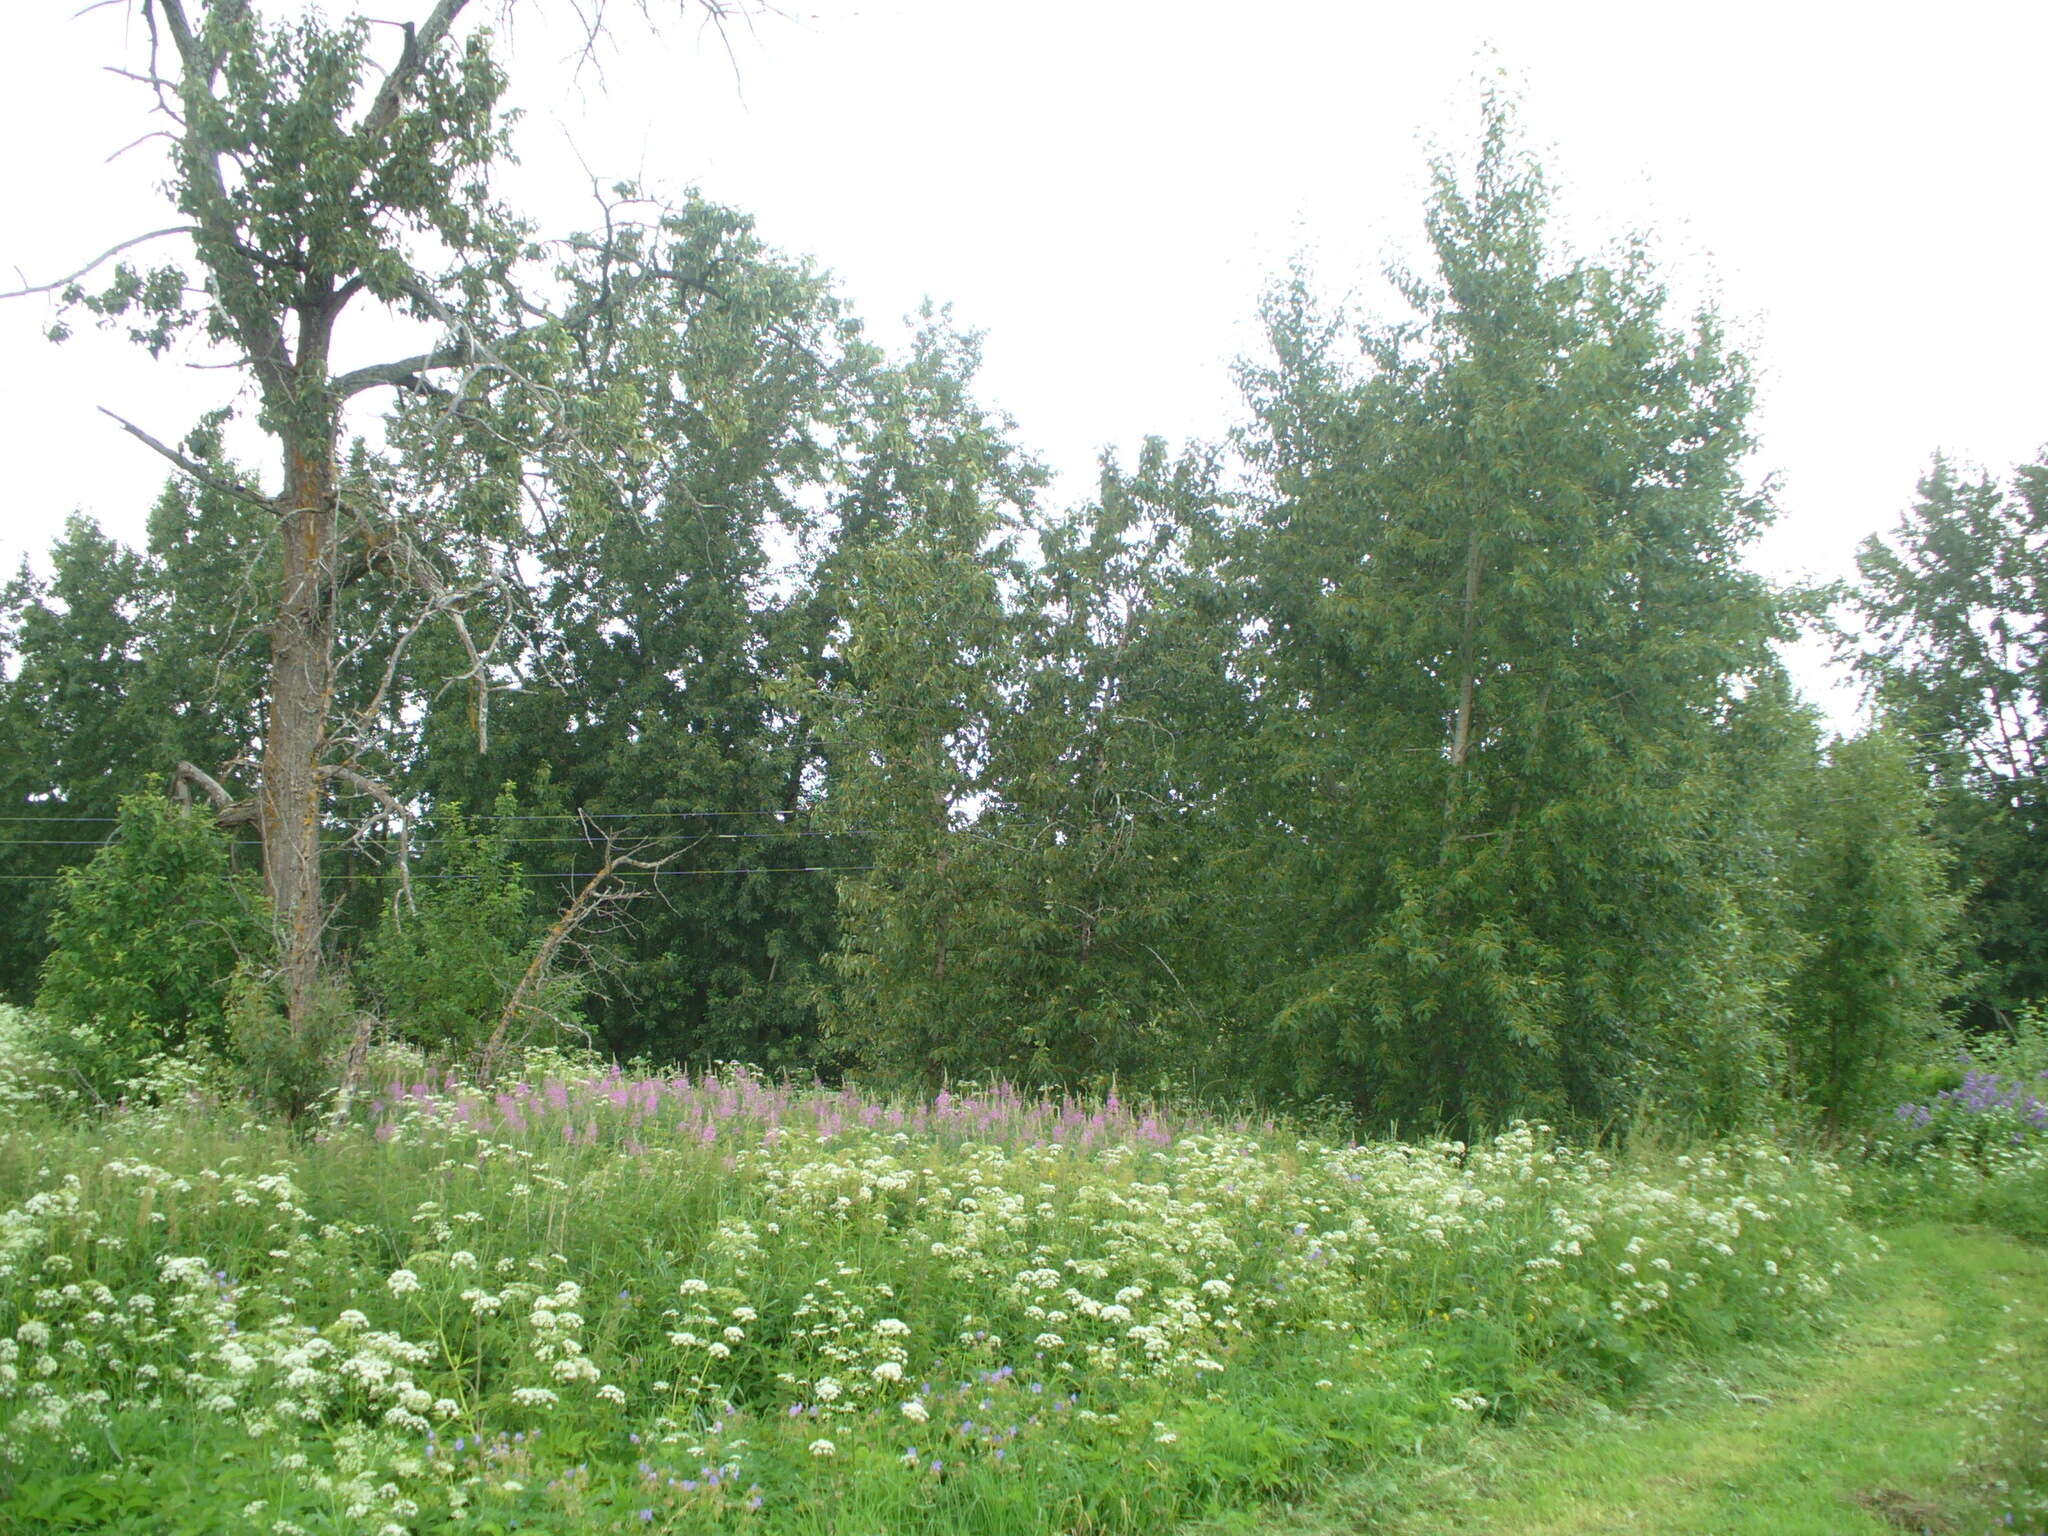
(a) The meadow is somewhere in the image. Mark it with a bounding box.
[0,1075,1846,1527]
[0,1018,2043,1534]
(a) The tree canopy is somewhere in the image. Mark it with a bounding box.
[0,33,2008,1135]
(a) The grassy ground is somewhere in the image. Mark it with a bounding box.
[0,1075,1891,1535]
[1220,1222,2048,1536]
[2,1060,2040,1534]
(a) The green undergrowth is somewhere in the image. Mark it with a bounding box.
[0,1070,1881,1534]
[1221,1221,2048,1536]
[1854,1139,2048,1246]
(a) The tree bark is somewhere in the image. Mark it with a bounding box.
[1448,527,1482,770]
[264,444,340,1031]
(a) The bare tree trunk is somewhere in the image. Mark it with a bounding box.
[1443,526,1485,855]
[263,440,340,1031]
[1448,527,1483,771]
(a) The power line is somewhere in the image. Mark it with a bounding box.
[469,812,819,821]
[0,864,877,882]
[1,830,863,846]
[0,809,829,824]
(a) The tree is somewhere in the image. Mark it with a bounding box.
[807,318,1042,1082]
[9,0,754,1036]
[1784,730,1963,1129]
[0,486,268,999]
[398,198,871,1069]
[35,791,268,1096]
[1666,666,1822,1131]
[964,440,1252,1089]
[820,433,1256,1090]
[1852,454,2048,1019]
[1229,99,1787,1129]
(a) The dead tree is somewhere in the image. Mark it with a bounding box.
[476,819,699,1084]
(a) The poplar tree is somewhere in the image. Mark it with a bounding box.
[6,0,752,1034]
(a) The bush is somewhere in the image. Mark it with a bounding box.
[33,791,267,1098]
[228,962,360,1121]
[357,797,584,1067]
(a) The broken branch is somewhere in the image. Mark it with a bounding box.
[0,226,197,300]
[98,407,272,510]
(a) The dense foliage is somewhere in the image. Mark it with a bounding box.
[0,1064,1886,1533]
[1852,456,2048,1023]
[0,0,2028,1140]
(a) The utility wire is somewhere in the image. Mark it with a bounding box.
[0,864,879,882]
[0,810,827,823]
[1,831,864,846]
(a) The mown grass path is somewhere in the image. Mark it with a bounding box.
[1233,1223,2048,1536]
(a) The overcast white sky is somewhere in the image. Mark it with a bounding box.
[3,0,2045,722]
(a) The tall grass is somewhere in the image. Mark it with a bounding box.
[0,1066,1878,1534]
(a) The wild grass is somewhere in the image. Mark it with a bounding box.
[1220,1222,2048,1536]
[0,1061,1881,1535]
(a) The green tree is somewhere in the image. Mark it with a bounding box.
[399,199,866,1069]
[35,792,268,1095]
[823,436,1254,1091]
[808,318,1042,1083]
[1667,668,1825,1130]
[1784,730,1963,1129]
[1230,100,1786,1129]
[963,441,1251,1089]
[1852,454,2048,1019]
[11,0,753,1041]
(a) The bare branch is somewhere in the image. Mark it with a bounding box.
[99,65,188,127]
[477,822,698,1083]
[171,761,260,826]
[319,763,416,915]
[0,226,196,300]
[98,407,272,510]
[355,0,473,145]
[105,129,178,164]
[100,66,177,88]
[132,0,184,125]
[331,341,472,400]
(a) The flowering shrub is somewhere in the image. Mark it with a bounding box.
[0,1006,51,1112]
[1895,1066,2048,1147]
[1872,1038,2048,1244]
[0,1071,1878,1533]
